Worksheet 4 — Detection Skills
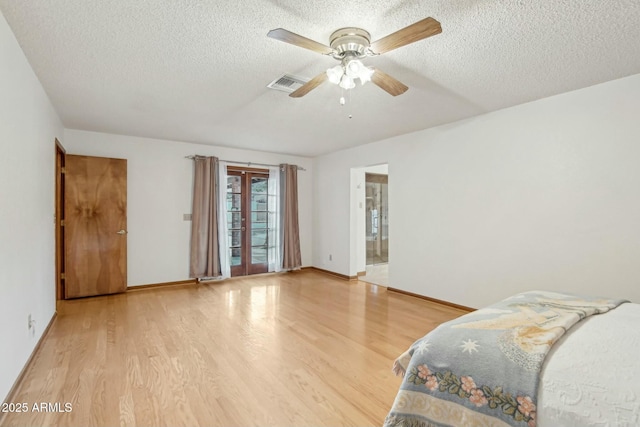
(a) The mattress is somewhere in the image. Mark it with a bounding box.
[538,302,640,427]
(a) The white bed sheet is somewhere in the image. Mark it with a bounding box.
[538,302,640,427]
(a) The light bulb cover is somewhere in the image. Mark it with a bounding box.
[345,59,364,77]
[326,65,344,85]
[359,66,374,85]
[339,75,355,90]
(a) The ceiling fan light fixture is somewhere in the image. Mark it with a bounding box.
[328,58,373,89]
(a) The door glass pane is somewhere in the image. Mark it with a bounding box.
[251,194,267,212]
[251,229,267,246]
[227,194,241,212]
[228,230,241,248]
[227,176,241,193]
[231,247,242,266]
[227,212,241,230]
[252,246,267,264]
[251,212,268,229]
[251,177,268,194]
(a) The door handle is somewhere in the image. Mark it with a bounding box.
[116,230,128,235]
[241,226,246,231]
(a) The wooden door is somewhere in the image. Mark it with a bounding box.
[64,155,127,298]
[226,168,270,277]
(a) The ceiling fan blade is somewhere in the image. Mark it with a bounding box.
[290,72,328,98]
[371,68,408,96]
[370,17,442,55]
[267,28,334,55]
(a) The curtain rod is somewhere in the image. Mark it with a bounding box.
[185,155,306,171]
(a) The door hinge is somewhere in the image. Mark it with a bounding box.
[61,167,66,174]
[60,219,65,226]
[60,273,66,280]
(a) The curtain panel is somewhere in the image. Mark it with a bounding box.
[280,164,302,270]
[189,156,222,278]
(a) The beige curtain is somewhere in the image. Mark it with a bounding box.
[189,157,221,278]
[280,164,302,270]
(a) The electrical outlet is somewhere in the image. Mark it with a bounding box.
[183,213,192,221]
[28,314,32,330]
[329,254,332,261]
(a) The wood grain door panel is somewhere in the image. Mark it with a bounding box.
[64,155,127,298]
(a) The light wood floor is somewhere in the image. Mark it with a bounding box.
[1,270,467,427]
[360,264,389,287]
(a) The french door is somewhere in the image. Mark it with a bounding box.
[226,168,271,276]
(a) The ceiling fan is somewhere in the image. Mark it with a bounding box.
[267,17,442,98]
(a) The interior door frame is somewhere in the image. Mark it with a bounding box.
[55,139,66,302]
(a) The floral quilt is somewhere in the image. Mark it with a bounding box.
[384,291,628,427]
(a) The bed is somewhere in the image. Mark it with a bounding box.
[384,291,640,427]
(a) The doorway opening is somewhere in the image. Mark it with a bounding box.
[351,164,389,287]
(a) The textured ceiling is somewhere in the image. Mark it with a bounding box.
[2,0,640,157]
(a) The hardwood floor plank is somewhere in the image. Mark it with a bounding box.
[1,271,466,427]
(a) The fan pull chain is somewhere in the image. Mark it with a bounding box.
[338,88,353,119]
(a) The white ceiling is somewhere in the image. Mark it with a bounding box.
[2,1,640,157]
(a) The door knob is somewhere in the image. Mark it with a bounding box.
[116,230,128,235]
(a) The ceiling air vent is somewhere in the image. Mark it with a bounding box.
[267,74,309,93]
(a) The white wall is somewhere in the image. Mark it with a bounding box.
[315,73,640,308]
[315,142,392,276]
[0,12,63,403]
[63,130,313,286]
